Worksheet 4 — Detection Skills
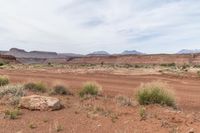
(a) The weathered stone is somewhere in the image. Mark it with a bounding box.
[19,95,62,111]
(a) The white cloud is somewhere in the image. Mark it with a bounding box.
[0,0,199,54]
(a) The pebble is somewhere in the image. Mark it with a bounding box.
[188,128,194,133]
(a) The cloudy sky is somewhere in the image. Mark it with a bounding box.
[0,0,200,54]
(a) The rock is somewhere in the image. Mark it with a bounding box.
[19,95,62,111]
[188,128,194,133]
[97,124,102,128]
[16,131,23,133]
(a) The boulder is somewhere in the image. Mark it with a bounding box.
[19,95,62,111]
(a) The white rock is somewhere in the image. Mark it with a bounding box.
[19,95,62,111]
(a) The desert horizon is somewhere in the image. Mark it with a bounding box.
[0,0,200,133]
[2,47,200,55]
[1,47,200,133]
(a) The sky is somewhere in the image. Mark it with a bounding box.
[0,0,200,54]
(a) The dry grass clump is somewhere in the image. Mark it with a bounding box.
[139,106,147,120]
[24,82,46,93]
[0,84,24,97]
[0,84,25,105]
[50,85,72,95]
[197,71,200,77]
[160,63,176,67]
[4,108,22,119]
[0,62,4,66]
[54,121,63,132]
[0,76,9,86]
[85,105,118,123]
[29,123,37,129]
[0,60,8,66]
[79,82,102,98]
[115,95,136,107]
[136,81,176,107]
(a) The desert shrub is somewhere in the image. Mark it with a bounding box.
[197,71,200,77]
[24,82,46,92]
[80,64,96,67]
[0,76,9,86]
[0,62,4,66]
[123,64,134,68]
[181,64,190,70]
[136,82,176,107]
[134,64,143,68]
[54,121,63,132]
[50,85,72,95]
[0,84,24,98]
[4,108,22,119]
[55,124,63,132]
[160,63,176,67]
[115,95,135,107]
[194,65,200,68]
[139,107,147,120]
[29,123,37,129]
[0,85,25,105]
[79,82,102,98]
[48,62,52,66]
[0,60,8,66]
[9,96,22,106]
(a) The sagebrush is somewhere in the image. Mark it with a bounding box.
[0,84,25,105]
[4,108,22,119]
[79,82,102,98]
[136,81,176,107]
[115,95,135,107]
[0,76,9,86]
[24,82,46,92]
[50,85,72,95]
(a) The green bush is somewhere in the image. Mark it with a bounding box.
[50,85,72,95]
[136,82,176,107]
[181,64,190,70]
[4,109,22,119]
[194,65,200,68]
[0,62,4,66]
[139,107,147,120]
[24,82,46,93]
[134,64,143,68]
[0,60,9,67]
[79,82,102,98]
[0,76,9,86]
[123,64,134,68]
[160,63,176,67]
[197,71,200,77]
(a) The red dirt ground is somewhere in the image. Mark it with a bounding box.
[0,69,200,133]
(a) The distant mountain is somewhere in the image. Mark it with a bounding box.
[88,51,110,56]
[58,53,83,57]
[10,48,26,53]
[5,48,58,58]
[177,49,200,54]
[0,50,7,55]
[2,48,82,58]
[121,50,144,55]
